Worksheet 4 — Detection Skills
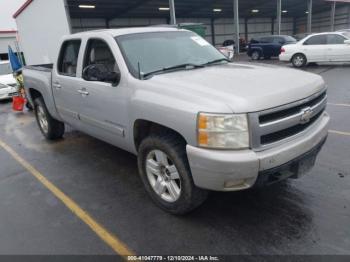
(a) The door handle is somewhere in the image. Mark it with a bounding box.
[53,82,61,88]
[78,89,89,96]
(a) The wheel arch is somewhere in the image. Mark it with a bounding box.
[133,119,188,152]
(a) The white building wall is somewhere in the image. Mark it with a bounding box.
[15,0,71,65]
[0,33,17,55]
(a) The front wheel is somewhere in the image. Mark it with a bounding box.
[34,97,65,140]
[138,134,208,215]
[292,54,307,68]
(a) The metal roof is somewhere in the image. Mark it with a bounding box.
[66,0,349,19]
[13,0,349,20]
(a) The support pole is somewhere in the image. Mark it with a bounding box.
[233,0,240,54]
[244,17,249,43]
[330,1,336,32]
[293,17,297,35]
[211,18,216,45]
[169,0,176,25]
[276,0,282,35]
[307,0,313,34]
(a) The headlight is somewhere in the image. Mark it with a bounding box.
[197,113,249,149]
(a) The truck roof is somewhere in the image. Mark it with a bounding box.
[71,27,182,38]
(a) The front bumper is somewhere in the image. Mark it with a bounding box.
[186,112,329,191]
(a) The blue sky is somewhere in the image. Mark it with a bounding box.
[0,0,26,30]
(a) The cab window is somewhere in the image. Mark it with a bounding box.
[57,40,81,77]
[304,35,327,45]
[327,34,346,45]
[83,39,119,83]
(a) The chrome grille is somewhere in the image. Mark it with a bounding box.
[249,90,327,150]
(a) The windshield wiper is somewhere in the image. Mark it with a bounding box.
[201,58,231,66]
[142,63,204,79]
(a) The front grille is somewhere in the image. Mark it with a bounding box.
[249,90,327,149]
[260,109,324,145]
[259,91,326,124]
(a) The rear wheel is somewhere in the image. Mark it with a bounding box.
[251,50,261,60]
[138,134,208,215]
[292,53,307,68]
[34,97,65,140]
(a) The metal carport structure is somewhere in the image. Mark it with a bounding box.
[14,0,350,64]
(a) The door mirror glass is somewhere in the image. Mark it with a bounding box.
[83,64,121,86]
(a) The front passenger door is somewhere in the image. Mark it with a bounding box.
[76,38,130,149]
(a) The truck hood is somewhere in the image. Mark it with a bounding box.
[149,63,325,113]
[0,74,16,86]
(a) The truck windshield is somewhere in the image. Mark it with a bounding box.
[0,62,12,76]
[115,31,227,78]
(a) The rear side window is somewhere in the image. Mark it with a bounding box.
[304,35,327,45]
[272,37,284,44]
[327,34,346,44]
[58,40,81,77]
[260,37,272,43]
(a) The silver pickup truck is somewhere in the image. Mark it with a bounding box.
[23,27,329,214]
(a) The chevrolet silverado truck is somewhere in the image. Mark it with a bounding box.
[23,28,329,214]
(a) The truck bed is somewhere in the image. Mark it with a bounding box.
[23,63,61,120]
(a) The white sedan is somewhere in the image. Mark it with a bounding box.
[279,32,350,68]
[0,61,18,101]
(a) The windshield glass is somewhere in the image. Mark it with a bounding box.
[116,31,226,78]
[342,32,350,39]
[0,62,12,76]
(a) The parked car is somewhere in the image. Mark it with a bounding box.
[280,32,350,68]
[222,39,247,53]
[248,35,297,60]
[0,61,18,101]
[23,28,329,214]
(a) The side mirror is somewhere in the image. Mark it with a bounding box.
[106,71,121,87]
[83,64,121,86]
[344,40,350,45]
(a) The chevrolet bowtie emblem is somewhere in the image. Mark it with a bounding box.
[300,107,313,124]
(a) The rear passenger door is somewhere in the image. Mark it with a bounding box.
[52,39,83,127]
[272,37,285,56]
[302,35,327,62]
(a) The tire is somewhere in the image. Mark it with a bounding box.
[251,50,261,60]
[292,53,307,68]
[34,97,65,140]
[138,134,208,215]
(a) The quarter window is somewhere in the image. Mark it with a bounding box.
[58,40,81,77]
